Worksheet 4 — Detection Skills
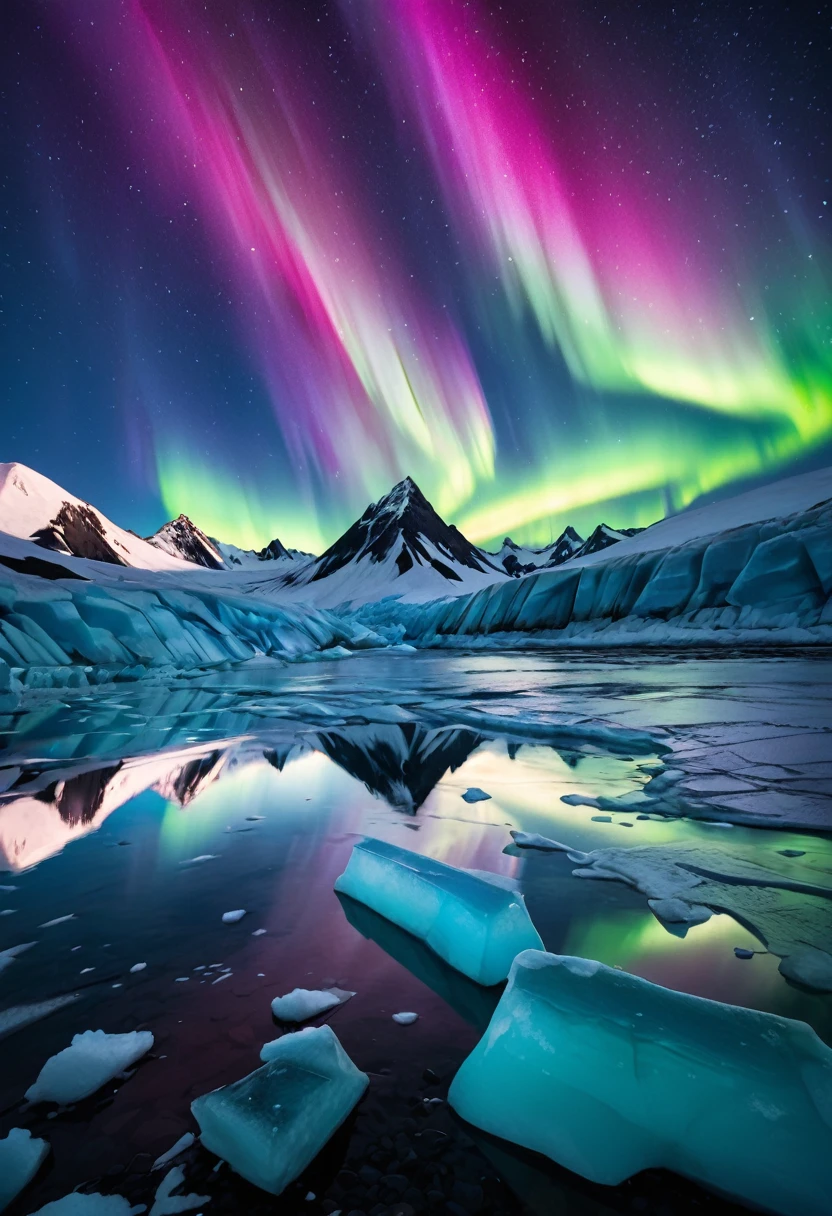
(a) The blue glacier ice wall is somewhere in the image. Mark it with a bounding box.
[449,950,832,1216]
[355,498,832,645]
[0,568,380,687]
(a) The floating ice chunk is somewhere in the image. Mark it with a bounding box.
[192,1025,368,1196]
[130,963,147,973]
[25,1029,154,1104]
[39,914,75,928]
[180,855,217,865]
[734,947,755,960]
[0,993,81,1040]
[148,1167,210,1216]
[0,1127,50,1210]
[392,1012,418,1025]
[334,838,543,986]
[0,940,36,975]
[778,946,832,993]
[152,1133,195,1171]
[221,910,246,924]
[461,788,491,803]
[510,831,568,852]
[647,897,712,925]
[449,950,832,1216]
[30,1194,146,1215]
[251,929,267,937]
[269,988,349,1023]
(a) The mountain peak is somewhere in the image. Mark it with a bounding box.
[146,515,224,570]
[271,476,507,590]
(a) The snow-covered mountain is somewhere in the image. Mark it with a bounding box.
[0,463,205,572]
[146,515,224,569]
[487,528,584,575]
[212,536,316,569]
[570,523,643,560]
[258,477,507,607]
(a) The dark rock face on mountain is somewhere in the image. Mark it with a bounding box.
[146,515,224,569]
[260,537,292,561]
[544,526,585,567]
[304,477,503,585]
[572,523,644,560]
[32,502,128,565]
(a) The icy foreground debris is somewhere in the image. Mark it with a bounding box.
[192,1025,368,1196]
[449,950,832,1216]
[334,838,542,986]
[25,1029,154,1104]
[0,1127,49,1210]
[270,988,347,1023]
[31,1195,145,1216]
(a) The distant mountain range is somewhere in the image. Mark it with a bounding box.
[0,460,644,603]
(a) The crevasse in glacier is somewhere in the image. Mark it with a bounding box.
[448,950,832,1216]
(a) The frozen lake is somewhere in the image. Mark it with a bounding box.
[1,649,830,1214]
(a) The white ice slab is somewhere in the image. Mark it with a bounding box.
[449,950,832,1216]
[25,1029,154,1104]
[270,988,344,1023]
[192,1025,368,1196]
[334,837,542,986]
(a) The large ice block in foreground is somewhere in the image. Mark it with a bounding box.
[191,1025,368,1196]
[0,1127,49,1211]
[449,950,832,1216]
[334,838,543,986]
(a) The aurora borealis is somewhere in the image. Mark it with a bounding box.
[2,0,830,550]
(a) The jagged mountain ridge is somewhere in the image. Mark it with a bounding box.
[486,527,584,575]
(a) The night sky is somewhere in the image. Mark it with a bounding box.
[2,0,830,551]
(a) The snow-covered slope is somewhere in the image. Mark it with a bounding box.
[570,466,832,569]
[146,515,224,569]
[252,477,507,607]
[0,463,203,572]
[486,528,583,575]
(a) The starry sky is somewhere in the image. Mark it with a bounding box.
[2,0,830,552]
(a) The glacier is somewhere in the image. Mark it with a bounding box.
[191,1024,368,1196]
[334,837,543,985]
[448,950,832,1216]
[353,491,832,647]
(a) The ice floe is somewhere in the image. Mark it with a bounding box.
[449,950,832,1216]
[508,830,832,989]
[25,1029,154,1104]
[392,1012,418,1025]
[269,988,351,1023]
[0,993,82,1040]
[220,910,246,924]
[192,1025,368,1195]
[0,1127,49,1210]
[335,837,542,985]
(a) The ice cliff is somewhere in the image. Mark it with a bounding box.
[0,564,379,689]
[355,492,832,645]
